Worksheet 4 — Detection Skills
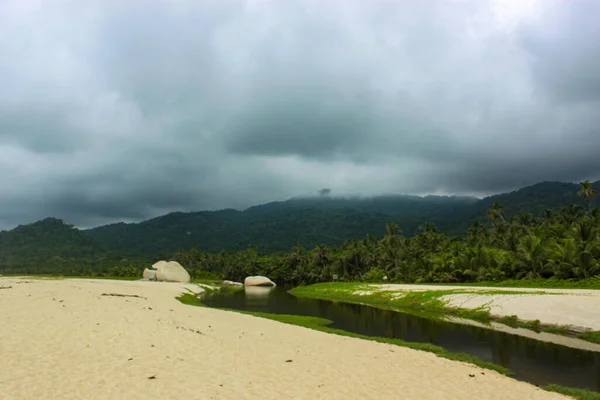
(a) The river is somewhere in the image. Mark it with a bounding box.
[201,286,600,391]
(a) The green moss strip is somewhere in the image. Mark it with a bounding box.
[177,293,511,376]
[543,384,600,400]
[289,283,600,344]
[178,292,600,399]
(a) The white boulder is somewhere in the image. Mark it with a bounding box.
[221,280,243,287]
[244,276,276,287]
[153,261,191,283]
[152,260,169,270]
[142,268,157,281]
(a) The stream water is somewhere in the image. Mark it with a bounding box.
[202,286,600,391]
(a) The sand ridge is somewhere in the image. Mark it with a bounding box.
[0,278,568,400]
[368,284,600,331]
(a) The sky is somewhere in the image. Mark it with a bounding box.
[1,0,599,229]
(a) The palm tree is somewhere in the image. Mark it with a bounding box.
[515,234,548,280]
[467,220,488,244]
[578,180,597,212]
[385,223,401,243]
[383,223,404,273]
[487,201,505,225]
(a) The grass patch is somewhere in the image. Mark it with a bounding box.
[496,315,520,328]
[178,292,600,398]
[290,283,600,345]
[543,384,600,400]
[290,283,496,322]
[522,319,542,332]
[190,278,224,285]
[578,331,600,344]
[176,293,512,376]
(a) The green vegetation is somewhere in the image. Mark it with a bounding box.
[171,194,600,288]
[543,384,600,400]
[0,218,153,276]
[291,283,485,320]
[1,181,599,291]
[86,180,596,255]
[175,293,512,376]
[289,282,600,343]
[179,292,600,398]
[578,331,600,344]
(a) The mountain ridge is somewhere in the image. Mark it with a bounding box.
[1,181,597,263]
[84,180,598,254]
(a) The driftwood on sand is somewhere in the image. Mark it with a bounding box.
[101,293,146,299]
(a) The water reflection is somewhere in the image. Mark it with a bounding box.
[244,286,276,297]
[243,286,276,306]
[202,287,600,391]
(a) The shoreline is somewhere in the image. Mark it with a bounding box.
[0,277,572,400]
[290,283,600,346]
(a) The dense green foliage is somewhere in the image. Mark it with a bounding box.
[0,218,150,275]
[87,181,598,255]
[289,283,600,343]
[1,180,598,283]
[175,182,599,286]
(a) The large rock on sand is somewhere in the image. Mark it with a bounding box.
[154,261,191,283]
[142,268,157,281]
[152,261,169,271]
[244,276,276,287]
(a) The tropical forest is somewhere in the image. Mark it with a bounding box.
[0,180,598,287]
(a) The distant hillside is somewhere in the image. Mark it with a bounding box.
[0,218,153,275]
[449,181,599,233]
[0,218,106,273]
[86,195,481,255]
[1,181,596,268]
[87,208,412,255]
[245,194,478,216]
[86,181,598,255]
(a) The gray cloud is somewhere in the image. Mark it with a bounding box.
[0,0,599,229]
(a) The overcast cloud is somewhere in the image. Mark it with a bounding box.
[1,0,599,229]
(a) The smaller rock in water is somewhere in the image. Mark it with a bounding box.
[244,276,276,287]
[221,280,243,287]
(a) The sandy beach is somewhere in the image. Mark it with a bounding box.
[0,278,568,400]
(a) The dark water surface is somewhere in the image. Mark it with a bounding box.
[202,286,600,391]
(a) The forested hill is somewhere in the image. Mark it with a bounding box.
[0,217,153,275]
[449,181,598,233]
[0,181,597,270]
[0,218,107,274]
[84,180,598,255]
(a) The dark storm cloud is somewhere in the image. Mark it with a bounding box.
[0,0,599,229]
[520,1,600,103]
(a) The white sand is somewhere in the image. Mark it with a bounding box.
[0,278,568,400]
[371,284,600,331]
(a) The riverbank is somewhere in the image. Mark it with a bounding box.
[290,283,600,346]
[0,277,571,400]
